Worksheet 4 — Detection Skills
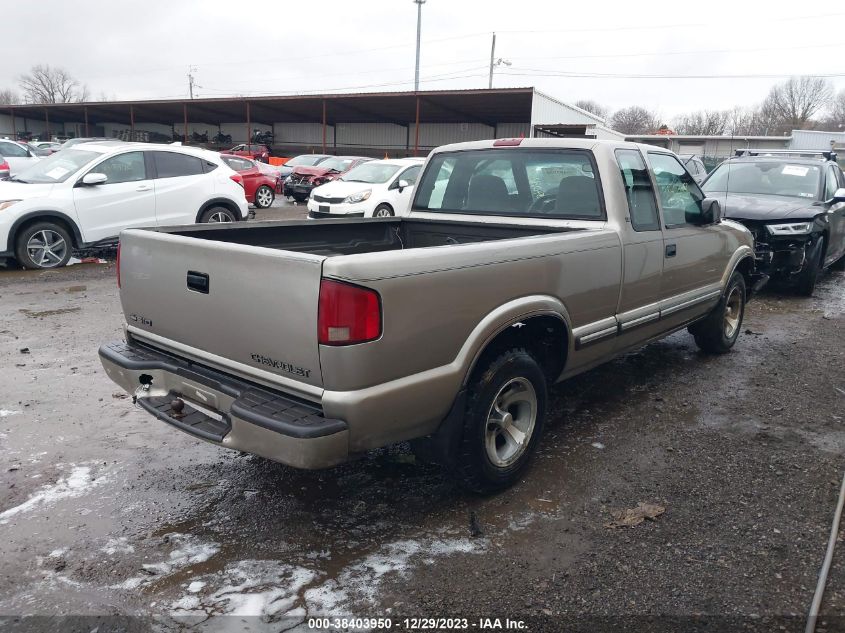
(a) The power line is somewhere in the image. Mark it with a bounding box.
[499,69,845,80]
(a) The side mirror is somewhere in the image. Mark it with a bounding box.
[699,197,722,224]
[832,187,845,203]
[81,173,108,186]
[397,179,411,192]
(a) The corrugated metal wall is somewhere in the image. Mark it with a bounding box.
[531,92,604,130]
[790,130,845,150]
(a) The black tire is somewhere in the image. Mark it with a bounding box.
[689,272,746,354]
[373,204,394,218]
[454,348,547,494]
[293,195,308,204]
[14,221,73,270]
[199,206,237,223]
[795,237,824,296]
[254,185,275,209]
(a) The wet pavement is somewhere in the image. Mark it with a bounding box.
[0,248,843,632]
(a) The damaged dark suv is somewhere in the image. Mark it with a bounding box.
[702,150,845,295]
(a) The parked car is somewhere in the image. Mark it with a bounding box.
[60,137,113,150]
[220,154,277,210]
[100,138,761,493]
[702,149,845,295]
[679,154,708,184]
[31,141,63,155]
[0,158,10,180]
[284,155,372,202]
[227,143,271,163]
[0,141,248,270]
[308,157,424,218]
[0,139,42,176]
[276,154,332,180]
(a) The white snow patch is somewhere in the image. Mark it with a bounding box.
[187,581,206,593]
[0,465,104,524]
[101,537,134,555]
[114,534,219,590]
[0,409,21,417]
[48,548,67,558]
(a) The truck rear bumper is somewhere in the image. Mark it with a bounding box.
[98,341,349,469]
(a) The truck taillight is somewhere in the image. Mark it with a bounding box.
[230,173,244,187]
[116,241,121,288]
[318,279,381,346]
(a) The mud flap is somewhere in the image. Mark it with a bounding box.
[410,389,467,466]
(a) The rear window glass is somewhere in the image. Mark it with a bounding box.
[153,152,204,179]
[413,149,604,219]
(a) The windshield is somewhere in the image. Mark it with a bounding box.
[341,162,401,183]
[287,155,328,167]
[319,157,354,172]
[703,161,821,199]
[13,149,100,184]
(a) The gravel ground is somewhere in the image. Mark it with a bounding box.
[0,227,842,633]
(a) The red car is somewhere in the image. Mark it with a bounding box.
[221,154,277,210]
[284,156,372,202]
[226,143,271,163]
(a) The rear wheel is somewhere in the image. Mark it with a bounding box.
[14,222,73,270]
[373,204,394,218]
[795,237,823,296]
[199,206,237,223]
[454,348,546,494]
[254,185,274,209]
[690,272,746,354]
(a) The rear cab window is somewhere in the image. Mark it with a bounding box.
[413,149,605,219]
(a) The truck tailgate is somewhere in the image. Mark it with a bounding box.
[118,229,325,398]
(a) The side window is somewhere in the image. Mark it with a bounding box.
[153,152,204,179]
[0,142,29,158]
[648,153,704,226]
[825,166,840,200]
[399,165,421,185]
[93,152,147,184]
[616,149,660,231]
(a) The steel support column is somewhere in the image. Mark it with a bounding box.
[10,108,15,139]
[183,103,188,143]
[246,101,251,144]
[414,96,421,157]
[130,105,135,139]
[322,99,327,154]
[45,109,50,141]
[84,106,89,137]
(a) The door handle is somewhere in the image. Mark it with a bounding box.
[136,184,152,192]
[187,271,210,294]
[665,243,677,258]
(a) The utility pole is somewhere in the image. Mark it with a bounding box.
[413,0,426,91]
[187,66,198,100]
[488,32,496,89]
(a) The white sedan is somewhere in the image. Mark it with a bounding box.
[0,139,42,177]
[307,157,424,218]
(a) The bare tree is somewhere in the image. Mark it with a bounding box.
[0,88,18,105]
[761,76,833,132]
[574,99,609,119]
[820,90,845,131]
[18,64,90,104]
[674,110,729,136]
[609,106,659,134]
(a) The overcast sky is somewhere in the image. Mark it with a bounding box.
[3,0,845,122]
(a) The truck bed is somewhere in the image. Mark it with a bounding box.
[164,218,578,257]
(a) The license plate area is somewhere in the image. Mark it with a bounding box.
[319,205,330,213]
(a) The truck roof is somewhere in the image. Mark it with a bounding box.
[430,137,665,155]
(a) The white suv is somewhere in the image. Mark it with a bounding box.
[0,141,249,269]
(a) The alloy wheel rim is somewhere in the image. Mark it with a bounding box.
[27,230,67,268]
[485,377,537,468]
[375,208,391,217]
[208,211,232,223]
[256,188,273,207]
[723,287,742,338]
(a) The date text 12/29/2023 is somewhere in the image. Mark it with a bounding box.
[307,617,528,630]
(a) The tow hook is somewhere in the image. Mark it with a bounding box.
[170,397,186,419]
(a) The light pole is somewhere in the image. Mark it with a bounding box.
[413,0,426,91]
[488,33,511,88]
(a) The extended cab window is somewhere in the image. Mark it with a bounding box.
[153,152,204,179]
[615,149,659,231]
[414,149,604,219]
[648,153,704,226]
[94,151,147,184]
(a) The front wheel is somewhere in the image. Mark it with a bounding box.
[454,348,547,494]
[689,272,746,354]
[254,185,274,209]
[14,222,73,270]
[373,204,394,218]
[199,206,237,223]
